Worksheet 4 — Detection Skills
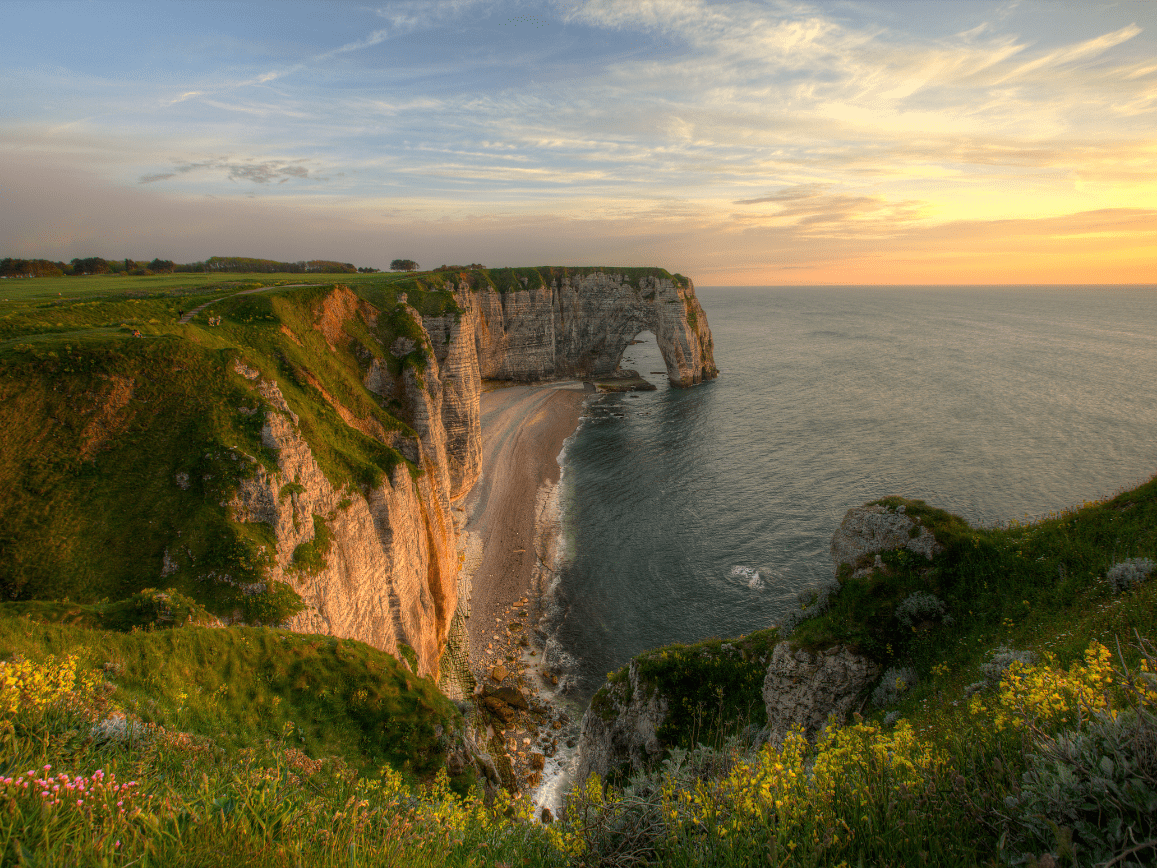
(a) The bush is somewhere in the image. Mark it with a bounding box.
[872,665,918,708]
[1002,638,1157,867]
[241,581,306,625]
[895,591,953,630]
[1108,558,1157,594]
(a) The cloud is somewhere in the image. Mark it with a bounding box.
[138,159,315,186]
[735,184,832,205]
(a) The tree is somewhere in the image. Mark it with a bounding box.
[0,258,63,278]
[390,259,419,272]
[70,257,111,275]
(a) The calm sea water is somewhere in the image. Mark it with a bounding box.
[547,286,1157,701]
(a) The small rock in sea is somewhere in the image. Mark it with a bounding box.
[566,738,577,748]
[530,752,546,771]
[550,674,559,685]
[491,664,508,682]
[541,807,554,824]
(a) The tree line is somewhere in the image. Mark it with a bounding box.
[0,256,384,278]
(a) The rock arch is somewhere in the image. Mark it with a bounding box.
[456,271,718,387]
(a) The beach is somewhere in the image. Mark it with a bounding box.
[457,380,587,672]
[452,380,588,811]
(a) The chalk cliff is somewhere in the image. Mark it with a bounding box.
[216,271,714,680]
[448,270,717,387]
[0,269,714,686]
[225,289,470,681]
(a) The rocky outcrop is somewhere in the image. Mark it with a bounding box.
[761,643,880,745]
[452,272,717,387]
[574,661,670,786]
[831,503,943,578]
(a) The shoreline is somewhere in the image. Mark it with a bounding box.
[455,380,589,813]
[458,380,587,660]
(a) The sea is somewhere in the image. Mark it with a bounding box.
[544,285,1157,702]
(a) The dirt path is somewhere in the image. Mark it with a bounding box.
[177,284,322,324]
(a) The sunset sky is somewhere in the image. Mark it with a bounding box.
[2,0,1155,284]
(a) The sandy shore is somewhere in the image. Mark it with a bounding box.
[457,380,587,666]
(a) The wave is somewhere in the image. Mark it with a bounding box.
[730,565,764,590]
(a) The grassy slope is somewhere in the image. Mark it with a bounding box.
[0,614,461,782]
[0,276,462,617]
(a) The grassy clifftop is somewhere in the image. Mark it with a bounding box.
[0,275,458,620]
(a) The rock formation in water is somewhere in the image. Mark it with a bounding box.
[449,270,717,387]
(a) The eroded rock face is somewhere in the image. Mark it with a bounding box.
[831,504,943,578]
[761,643,880,745]
[454,272,717,387]
[406,310,481,500]
[227,362,457,680]
[574,662,669,785]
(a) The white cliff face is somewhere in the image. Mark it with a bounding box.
[830,504,944,578]
[406,311,481,500]
[454,272,718,387]
[222,287,476,682]
[218,273,713,683]
[761,643,880,746]
[573,661,670,785]
[226,359,457,681]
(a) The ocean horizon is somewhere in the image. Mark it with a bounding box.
[544,284,1157,702]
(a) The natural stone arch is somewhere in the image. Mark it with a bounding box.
[458,270,717,388]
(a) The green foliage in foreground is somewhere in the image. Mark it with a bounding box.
[572,475,1157,866]
[0,617,465,782]
[2,480,1156,865]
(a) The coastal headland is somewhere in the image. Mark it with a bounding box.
[3,269,1157,865]
[0,265,716,697]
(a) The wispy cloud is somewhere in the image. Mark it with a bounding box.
[139,159,315,185]
[3,0,1155,281]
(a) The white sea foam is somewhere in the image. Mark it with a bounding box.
[730,565,764,590]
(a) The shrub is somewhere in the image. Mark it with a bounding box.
[872,666,918,708]
[981,647,1038,687]
[1002,638,1157,867]
[1108,558,1157,594]
[895,591,953,630]
[241,580,306,626]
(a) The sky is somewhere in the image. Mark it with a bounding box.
[2,0,1155,285]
